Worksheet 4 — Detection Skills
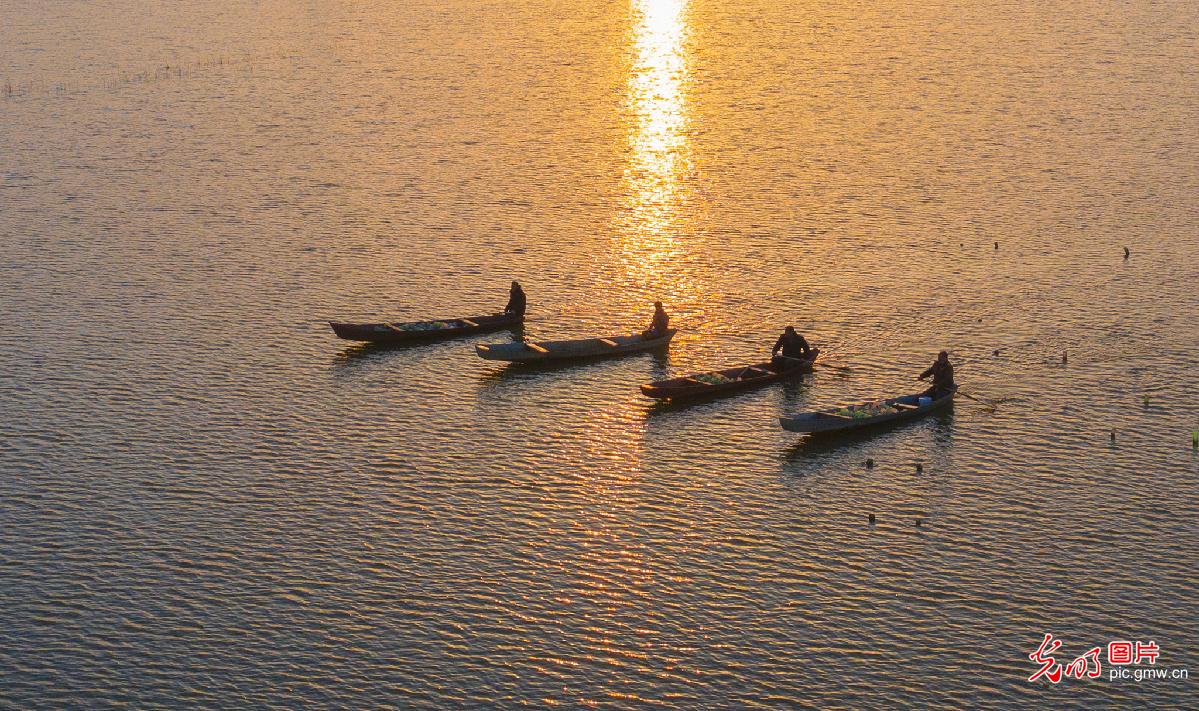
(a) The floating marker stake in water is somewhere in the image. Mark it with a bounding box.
[1193,431,1197,449]
[915,463,923,473]
[868,514,876,525]
[865,458,875,469]
[994,241,999,250]
[1111,430,1116,442]
[1062,351,1068,364]
[1124,246,1131,259]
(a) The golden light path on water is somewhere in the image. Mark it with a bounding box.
[590,0,694,473]
[562,6,696,688]
[618,0,692,298]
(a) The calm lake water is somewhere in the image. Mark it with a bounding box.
[3,0,1198,707]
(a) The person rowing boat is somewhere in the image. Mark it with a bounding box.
[771,326,812,370]
[643,301,670,339]
[917,350,955,399]
[504,281,526,317]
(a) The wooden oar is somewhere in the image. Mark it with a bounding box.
[955,389,999,410]
[815,361,853,372]
[806,354,853,372]
[803,347,855,371]
[778,353,850,372]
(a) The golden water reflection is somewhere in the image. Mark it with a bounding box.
[618,0,693,296]
[568,1,695,643]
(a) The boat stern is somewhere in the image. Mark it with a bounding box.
[779,413,824,433]
[329,322,368,341]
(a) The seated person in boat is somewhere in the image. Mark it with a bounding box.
[917,351,955,398]
[504,281,526,317]
[771,325,812,369]
[642,301,670,339]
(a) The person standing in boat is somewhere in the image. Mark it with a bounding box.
[771,325,812,369]
[917,351,955,399]
[643,301,670,339]
[504,281,526,317]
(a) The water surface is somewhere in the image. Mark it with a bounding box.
[2,0,1198,706]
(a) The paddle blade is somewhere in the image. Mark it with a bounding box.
[816,362,853,372]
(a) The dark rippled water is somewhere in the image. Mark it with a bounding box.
[3,0,1198,706]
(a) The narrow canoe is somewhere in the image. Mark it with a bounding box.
[476,328,677,362]
[329,312,522,343]
[640,350,820,400]
[779,387,956,434]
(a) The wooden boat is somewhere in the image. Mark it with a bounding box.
[779,386,956,434]
[476,328,677,363]
[640,350,819,400]
[329,312,522,344]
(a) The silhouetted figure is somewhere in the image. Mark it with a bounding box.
[917,351,955,399]
[643,301,670,339]
[771,326,812,369]
[504,281,526,317]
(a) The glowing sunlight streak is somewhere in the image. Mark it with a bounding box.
[619,0,692,292]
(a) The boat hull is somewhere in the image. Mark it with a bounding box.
[779,387,956,434]
[640,350,819,400]
[476,329,677,362]
[329,313,522,343]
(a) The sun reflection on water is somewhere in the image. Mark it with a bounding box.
[559,11,699,618]
[618,0,693,297]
